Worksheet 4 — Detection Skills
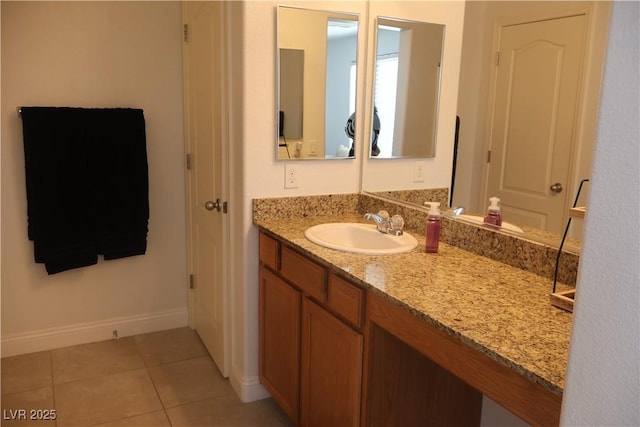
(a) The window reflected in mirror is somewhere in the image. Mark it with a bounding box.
[371,17,445,159]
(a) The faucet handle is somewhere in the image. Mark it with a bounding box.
[390,214,404,229]
[390,214,404,235]
[377,210,390,221]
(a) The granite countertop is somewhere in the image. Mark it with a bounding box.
[255,213,573,397]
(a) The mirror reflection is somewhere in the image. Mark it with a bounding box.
[277,6,359,160]
[361,1,610,250]
[370,17,444,159]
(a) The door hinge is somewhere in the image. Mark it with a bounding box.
[487,150,492,163]
[186,153,192,170]
[189,274,195,289]
[495,51,500,66]
[183,24,189,42]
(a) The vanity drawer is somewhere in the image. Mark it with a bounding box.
[327,273,364,328]
[259,232,279,270]
[281,245,326,302]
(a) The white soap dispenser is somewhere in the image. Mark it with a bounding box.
[483,197,502,227]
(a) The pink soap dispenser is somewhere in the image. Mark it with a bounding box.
[483,197,502,227]
[424,202,441,253]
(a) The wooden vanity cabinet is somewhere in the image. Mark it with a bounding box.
[300,297,363,427]
[362,291,561,427]
[259,230,562,426]
[259,232,364,427]
[259,266,301,422]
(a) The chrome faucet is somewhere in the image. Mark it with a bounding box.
[364,211,405,236]
[445,206,465,217]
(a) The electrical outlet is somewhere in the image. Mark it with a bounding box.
[413,161,425,182]
[285,164,298,188]
[308,139,317,157]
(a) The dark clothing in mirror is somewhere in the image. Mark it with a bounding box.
[346,107,381,157]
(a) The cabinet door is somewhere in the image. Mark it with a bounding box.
[300,298,363,427]
[259,266,301,424]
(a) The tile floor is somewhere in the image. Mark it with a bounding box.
[1,327,293,427]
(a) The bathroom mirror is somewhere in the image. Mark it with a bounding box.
[360,1,610,249]
[369,17,444,159]
[277,6,359,160]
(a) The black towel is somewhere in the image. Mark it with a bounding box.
[20,107,149,274]
[88,108,149,260]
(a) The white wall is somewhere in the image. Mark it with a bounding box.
[325,33,358,156]
[561,2,640,424]
[0,1,188,356]
[233,0,369,401]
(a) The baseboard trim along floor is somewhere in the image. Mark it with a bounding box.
[1,307,188,357]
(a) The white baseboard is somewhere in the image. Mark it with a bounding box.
[1,307,189,357]
[229,364,270,403]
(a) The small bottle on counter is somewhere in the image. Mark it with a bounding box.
[424,202,441,253]
[483,197,502,227]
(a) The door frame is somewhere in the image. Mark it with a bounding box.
[478,3,610,230]
[182,1,232,377]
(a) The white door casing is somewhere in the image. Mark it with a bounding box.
[484,15,587,233]
[183,1,230,377]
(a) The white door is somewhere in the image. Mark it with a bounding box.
[485,15,587,233]
[183,1,229,376]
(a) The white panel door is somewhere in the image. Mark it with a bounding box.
[486,15,587,233]
[183,1,228,376]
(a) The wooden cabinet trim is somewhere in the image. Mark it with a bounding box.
[259,266,300,423]
[362,290,562,427]
[280,245,327,302]
[259,232,279,270]
[327,273,365,329]
[300,297,363,427]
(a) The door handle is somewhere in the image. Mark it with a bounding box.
[550,183,563,193]
[204,199,222,212]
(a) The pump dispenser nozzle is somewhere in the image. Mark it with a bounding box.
[489,197,500,212]
[425,202,441,217]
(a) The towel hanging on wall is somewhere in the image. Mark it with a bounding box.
[20,106,149,274]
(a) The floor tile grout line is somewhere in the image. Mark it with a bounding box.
[48,349,58,427]
[50,365,149,388]
[129,331,172,424]
[162,392,237,412]
[85,409,169,427]
[1,328,245,427]
[131,329,210,370]
[144,353,215,373]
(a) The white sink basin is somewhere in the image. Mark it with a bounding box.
[457,214,524,234]
[304,223,418,255]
